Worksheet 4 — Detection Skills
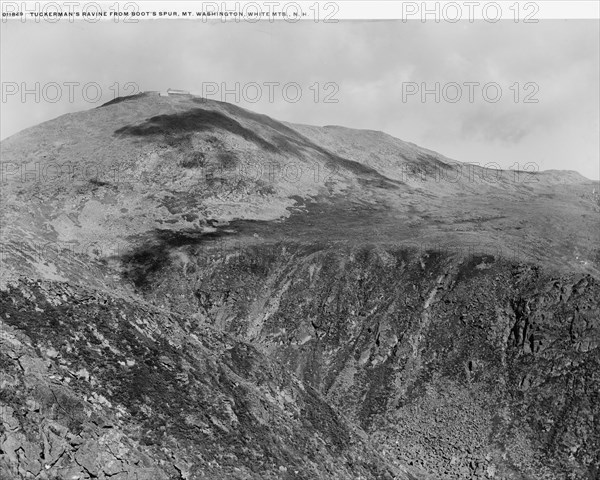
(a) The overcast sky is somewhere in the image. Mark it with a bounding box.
[1,19,598,179]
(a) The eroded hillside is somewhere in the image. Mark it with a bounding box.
[118,241,600,479]
[1,277,422,480]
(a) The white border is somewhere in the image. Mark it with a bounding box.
[1,1,599,22]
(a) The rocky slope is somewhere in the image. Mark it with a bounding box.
[117,242,600,479]
[1,92,599,479]
[1,278,417,480]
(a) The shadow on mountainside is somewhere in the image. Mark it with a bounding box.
[118,194,422,291]
[215,100,404,188]
[119,227,236,290]
[114,104,402,189]
[114,108,279,152]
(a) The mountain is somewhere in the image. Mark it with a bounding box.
[1,92,599,480]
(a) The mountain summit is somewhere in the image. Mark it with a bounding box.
[1,92,598,288]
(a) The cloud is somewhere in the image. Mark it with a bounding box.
[1,19,598,179]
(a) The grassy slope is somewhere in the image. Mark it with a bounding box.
[1,92,598,290]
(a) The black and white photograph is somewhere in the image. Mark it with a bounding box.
[1,2,599,479]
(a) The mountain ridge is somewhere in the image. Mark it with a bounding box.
[1,92,599,480]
